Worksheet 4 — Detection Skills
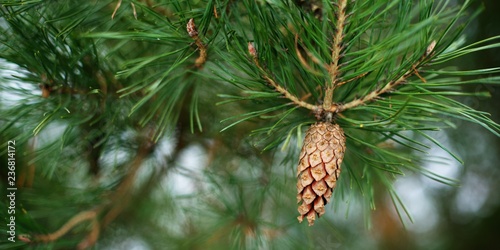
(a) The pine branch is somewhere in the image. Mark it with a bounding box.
[323,0,348,111]
[34,209,100,248]
[101,134,156,228]
[248,42,317,112]
[337,41,436,112]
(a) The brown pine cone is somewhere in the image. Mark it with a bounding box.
[297,122,346,226]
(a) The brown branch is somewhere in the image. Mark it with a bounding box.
[248,42,318,111]
[34,209,99,243]
[101,136,155,227]
[335,41,437,113]
[335,72,369,89]
[323,0,348,111]
[213,5,219,18]
[338,72,410,112]
[187,18,207,68]
[76,218,100,250]
[111,0,122,19]
[130,2,137,19]
[413,65,427,83]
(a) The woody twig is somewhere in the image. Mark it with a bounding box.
[248,42,317,111]
[335,41,437,112]
[34,209,100,250]
[323,0,348,112]
[101,137,155,227]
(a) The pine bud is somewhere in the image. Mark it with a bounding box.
[40,84,51,98]
[187,18,198,38]
[248,42,257,57]
[425,40,437,56]
[297,122,346,226]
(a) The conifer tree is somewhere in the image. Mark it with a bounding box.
[1,0,499,249]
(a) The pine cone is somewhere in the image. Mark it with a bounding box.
[297,122,346,226]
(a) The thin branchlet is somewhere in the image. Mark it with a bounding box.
[323,0,348,111]
[336,41,437,112]
[34,209,100,248]
[248,42,318,111]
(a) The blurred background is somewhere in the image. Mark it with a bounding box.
[377,0,500,249]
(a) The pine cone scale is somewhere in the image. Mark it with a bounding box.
[300,169,314,187]
[325,161,336,175]
[309,151,322,167]
[297,158,309,175]
[296,122,346,226]
[310,164,326,181]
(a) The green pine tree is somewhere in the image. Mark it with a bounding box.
[0,0,499,249]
